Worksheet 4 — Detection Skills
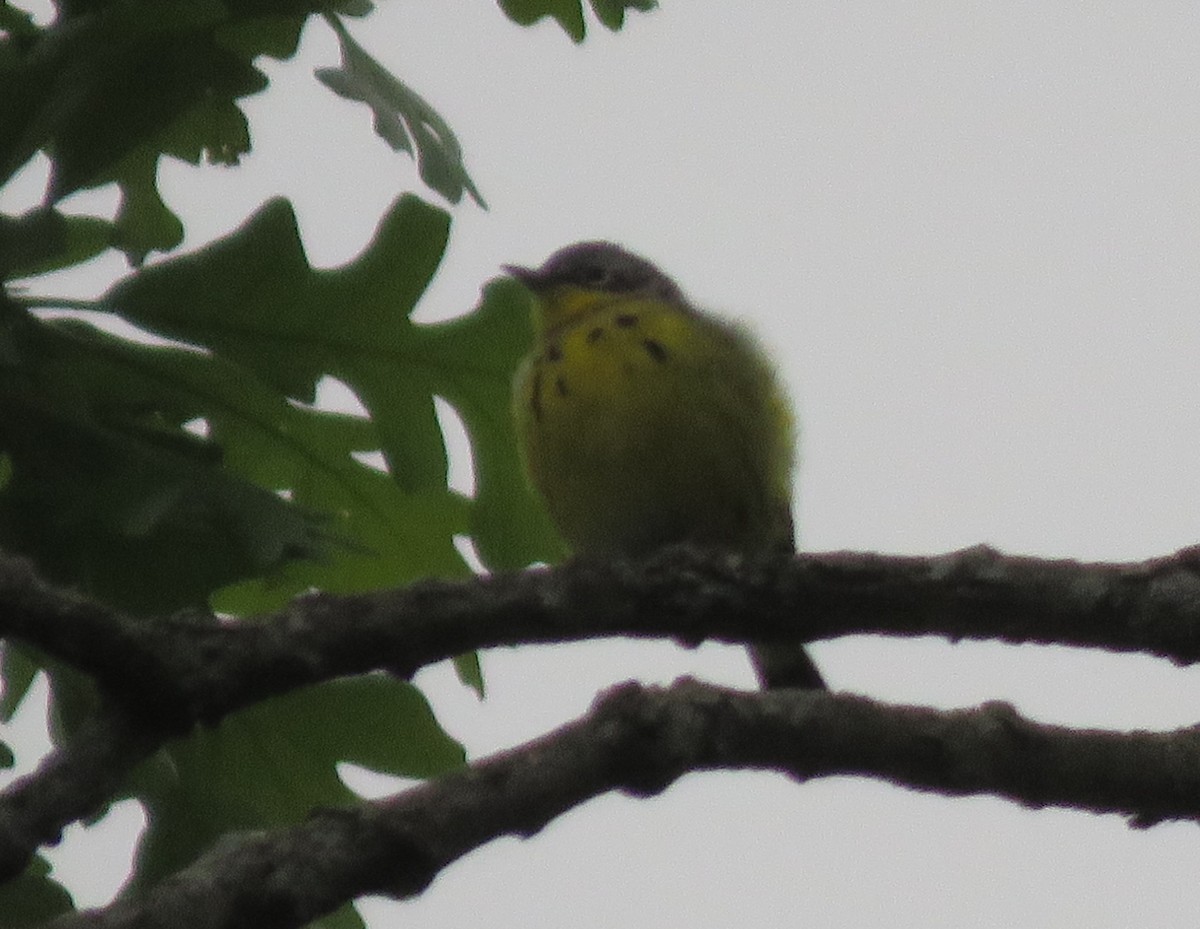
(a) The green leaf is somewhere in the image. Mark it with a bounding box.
[316,17,485,208]
[102,195,561,578]
[215,13,308,61]
[271,676,464,778]
[589,0,657,31]
[412,278,566,569]
[109,149,187,263]
[453,651,484,698]
[0,208,113,281]
[212,454,470,614]
[498,0,655,42]
[0,373,331,614]
[47,30,265,199]
[0,310,335,612]
[498,0,586,41]
[1,3,480,263]
[0,642,40,721]
[4,196,518,615]
[104,196,448,411]
[0,3,39,41]
[0,738,13,768]
[0,856,74,927]
[129,678,463,893]
[0,0,313,261]
[0,0,260,199]
[316,904,367,929]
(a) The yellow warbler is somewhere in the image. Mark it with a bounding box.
[508,241,823,690]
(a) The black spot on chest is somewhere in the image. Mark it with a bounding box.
[642,339,669,363]
[529,370,543,421]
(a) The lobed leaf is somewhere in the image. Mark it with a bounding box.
[498,0,656,42]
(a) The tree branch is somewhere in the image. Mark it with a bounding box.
[0,707,156,881]
[4,542,1200,884]
[44,679,1200,929]
[5,543,1200,722]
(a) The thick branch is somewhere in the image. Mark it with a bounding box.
[5,543,1200,724]
[46,680,1200,929]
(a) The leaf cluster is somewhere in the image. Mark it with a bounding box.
[0,0,657,922]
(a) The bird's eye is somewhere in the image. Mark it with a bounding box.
[577,266,611,287]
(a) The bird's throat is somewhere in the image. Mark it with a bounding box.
[534,286,616,337]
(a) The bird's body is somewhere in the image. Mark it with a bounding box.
[509,242,823,690]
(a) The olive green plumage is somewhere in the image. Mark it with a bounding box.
[509,242,823,690]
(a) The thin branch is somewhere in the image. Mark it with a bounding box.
[45,680,1200,929]
[0,708,156,882]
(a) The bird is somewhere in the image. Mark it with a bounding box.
[507,241,824,690]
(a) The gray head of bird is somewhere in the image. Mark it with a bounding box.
[504,241,686,304]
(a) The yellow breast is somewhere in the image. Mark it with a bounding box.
[513,295,795,557]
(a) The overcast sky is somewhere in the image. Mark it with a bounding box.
[7,1,1200,926]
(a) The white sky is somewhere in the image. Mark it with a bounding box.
[6,1,1200,926]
